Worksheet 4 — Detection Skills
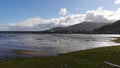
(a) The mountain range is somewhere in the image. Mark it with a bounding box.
[46,20,120,34]
[46,22,110,33]
[1,20,120,34]
[94,20,120,34]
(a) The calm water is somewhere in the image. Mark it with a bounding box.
[0,34,120,58]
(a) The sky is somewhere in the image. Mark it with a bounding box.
[0,0,120,31]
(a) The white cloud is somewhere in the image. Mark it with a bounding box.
[1,7,120,31]
[75,8,81,11]
[86,7,120,22]
[6,15,86,31]
[59,8,67,15]
[115,0,120,4]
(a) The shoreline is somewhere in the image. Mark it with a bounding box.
[0,37,120,68]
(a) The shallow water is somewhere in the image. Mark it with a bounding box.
[0,34,120,58]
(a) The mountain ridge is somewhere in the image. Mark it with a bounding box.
[94,20,120,33]
[48,22,109,33]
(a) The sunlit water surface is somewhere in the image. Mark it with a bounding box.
[0,34,120,59]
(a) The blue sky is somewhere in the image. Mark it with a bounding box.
[0,0,119,23]
[0,0,120,31]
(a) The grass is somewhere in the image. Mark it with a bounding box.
[0,38,120,68]
[113,37,120,43]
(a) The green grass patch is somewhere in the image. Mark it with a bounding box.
[113,37,120,43]
[0,38,120,68]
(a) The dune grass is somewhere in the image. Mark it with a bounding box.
[0,38,120,68]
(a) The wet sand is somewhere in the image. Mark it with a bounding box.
[14,50,49,55]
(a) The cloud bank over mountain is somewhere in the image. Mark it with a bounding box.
[1,7,120,31]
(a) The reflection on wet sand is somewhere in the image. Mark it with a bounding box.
[14,50,49,55]
[11,47,71,57]
[0,34,120,59]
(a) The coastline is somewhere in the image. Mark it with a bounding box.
[0,37,120,68]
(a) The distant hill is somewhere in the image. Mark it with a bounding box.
[94,20,120,33]
[0,21,115,34]
[48,22,108,33]
[66,22,108,31]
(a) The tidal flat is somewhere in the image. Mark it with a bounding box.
[0,35,120,68]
